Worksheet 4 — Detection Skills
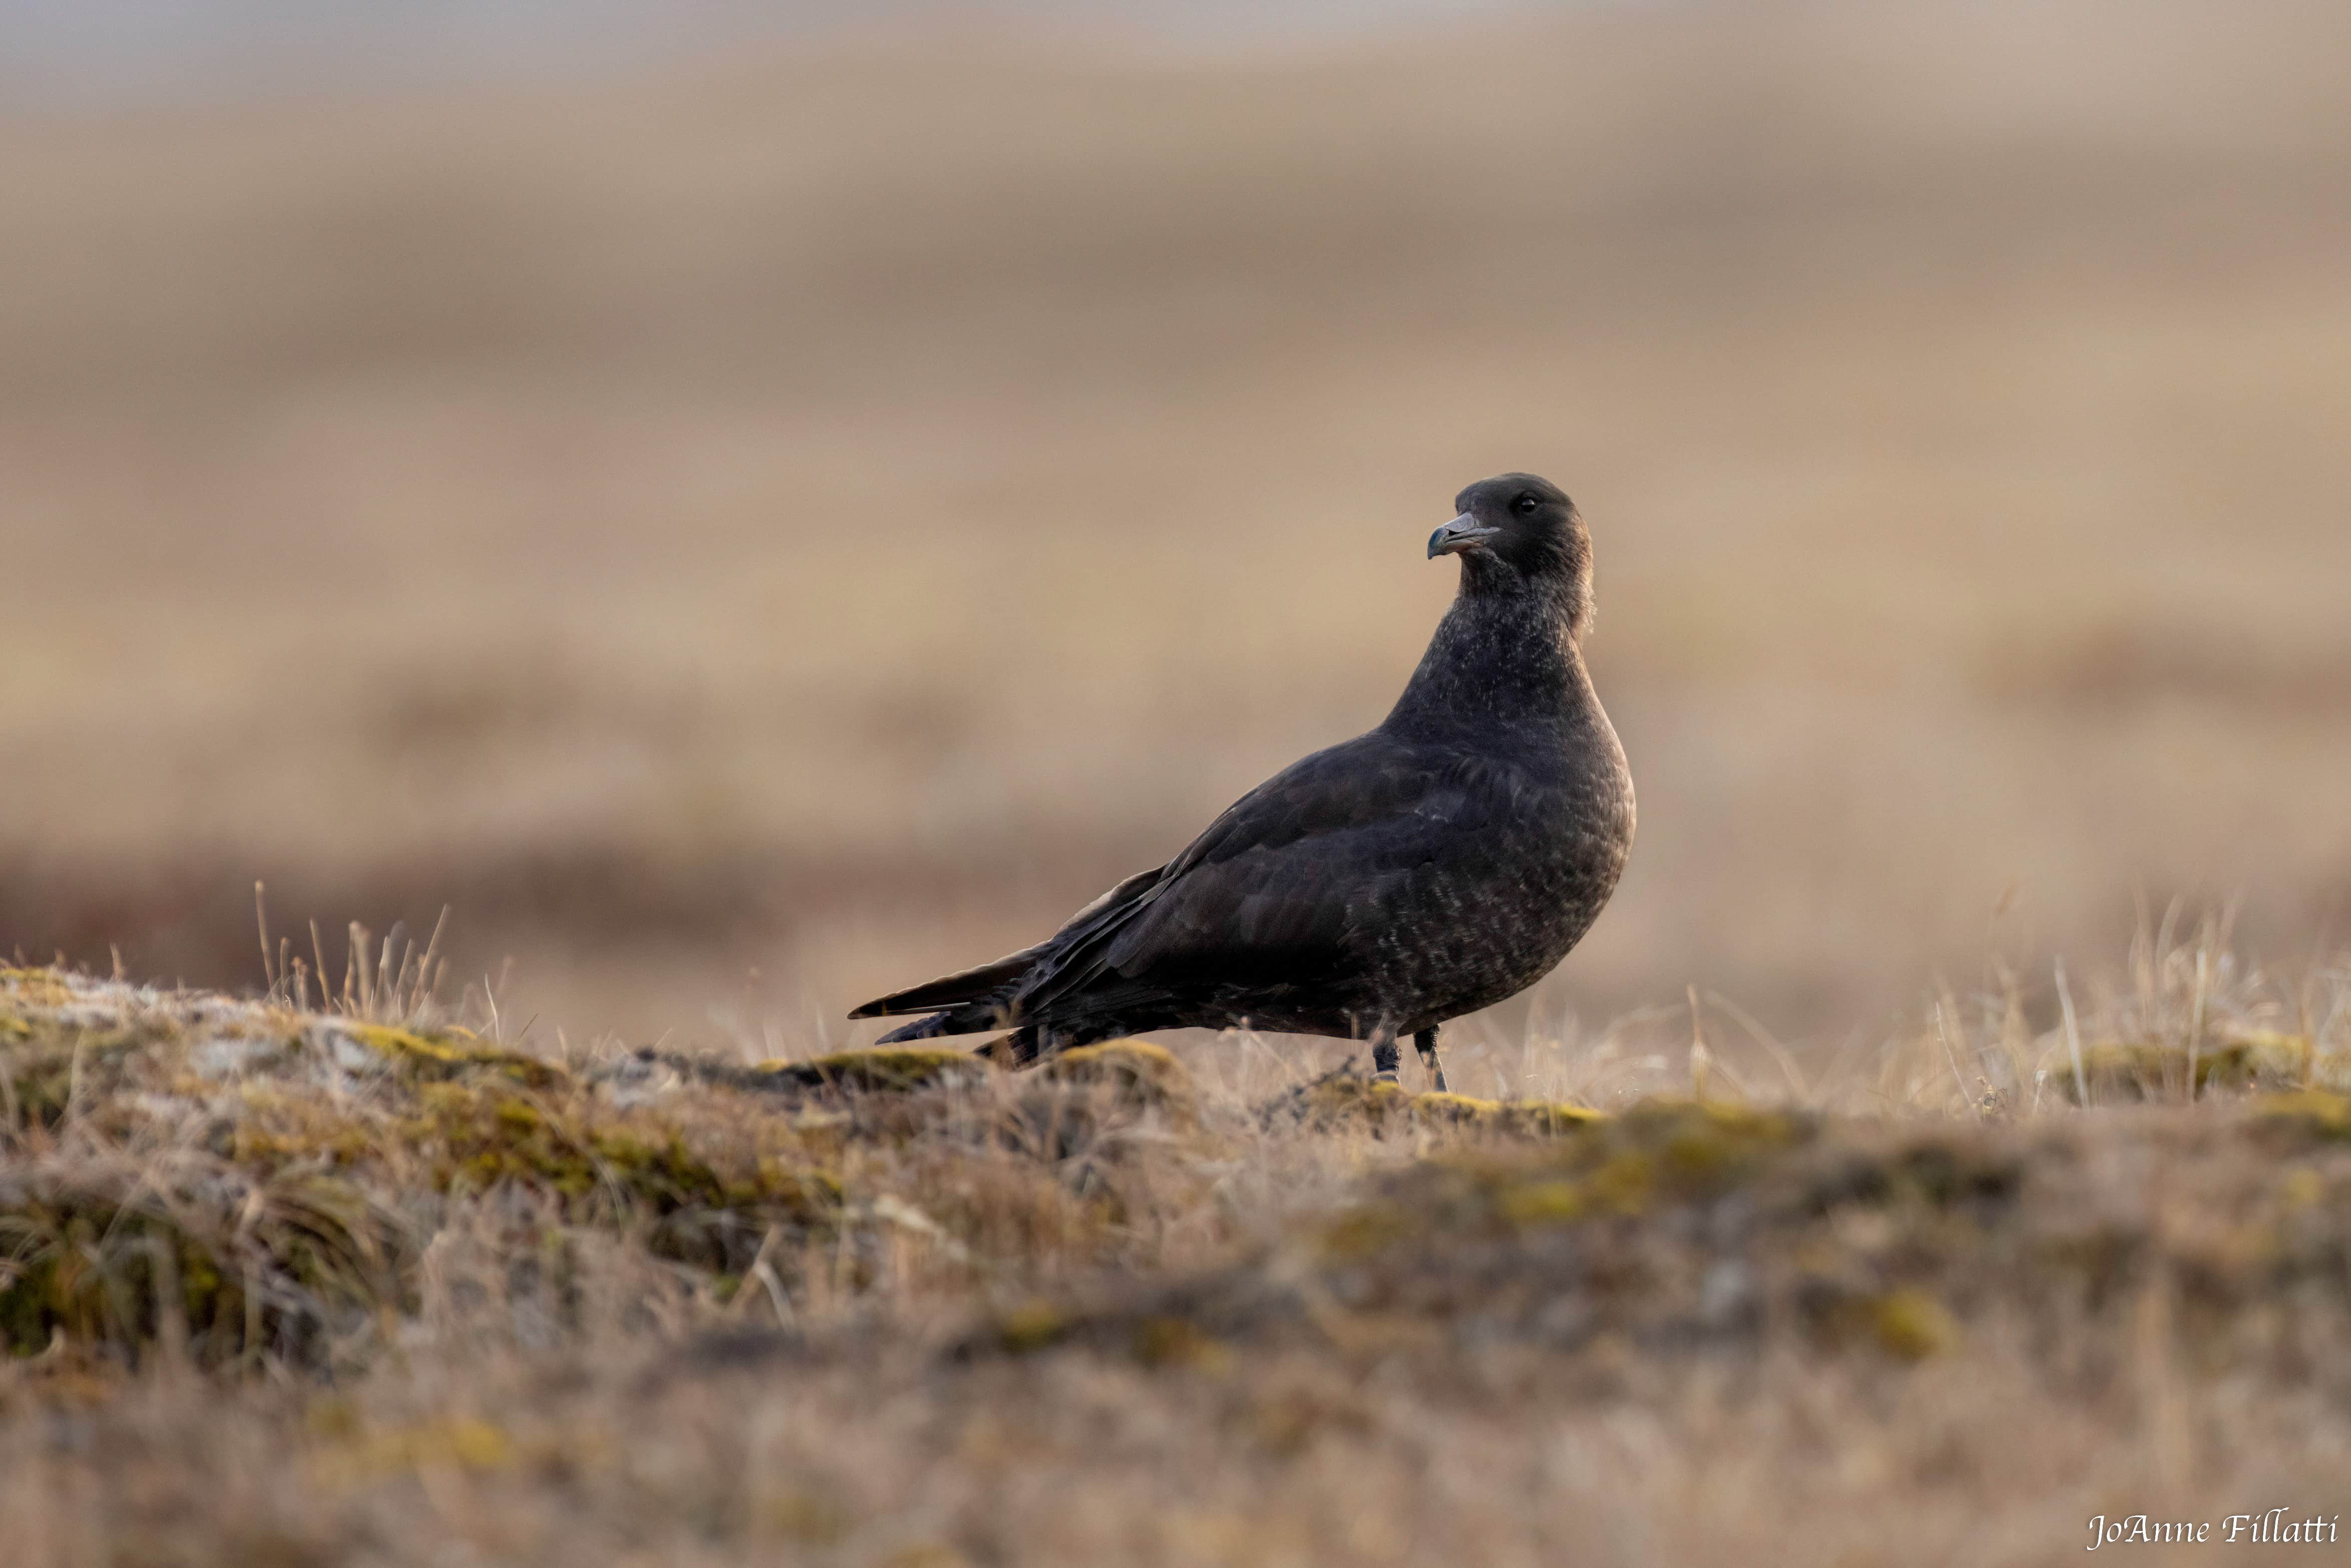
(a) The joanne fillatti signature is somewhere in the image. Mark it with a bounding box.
[2087,1511,2339,1549]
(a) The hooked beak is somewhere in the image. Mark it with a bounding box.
[1428,513,1501,559]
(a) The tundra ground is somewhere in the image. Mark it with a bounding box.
[5,940,2348,1566]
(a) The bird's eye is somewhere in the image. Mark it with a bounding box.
[1512,494,1539,516]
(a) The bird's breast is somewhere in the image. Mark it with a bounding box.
[1354,780,1628,1016]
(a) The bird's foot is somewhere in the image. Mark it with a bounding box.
[1370,1036,1400,1083]
[1413,1028,1447,1093]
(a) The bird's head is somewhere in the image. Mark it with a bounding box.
[1427,473,1589,603]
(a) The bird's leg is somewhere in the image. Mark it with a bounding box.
[1414,1026,1448,1093]
[1370,1027,1400,1084]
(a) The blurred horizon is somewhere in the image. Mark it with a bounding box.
[4,0,2347,1075]
[4,0,1537,111]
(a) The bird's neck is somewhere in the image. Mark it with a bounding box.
[1383,567,1597,742]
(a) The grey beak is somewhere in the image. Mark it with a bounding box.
[1428,513,1501,559]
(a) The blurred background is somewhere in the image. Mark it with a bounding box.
[4,0,2347,1068]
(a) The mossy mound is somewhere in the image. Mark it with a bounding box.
[1037,1039,1192,1115]
[225,1076,849,1276]
[0,971,864,1361]
[1263,1065,1605,1137]
[409,1084,843,1270]
[324,1021,568,1090]
[1326,1098,1812,1252]
[1,968,1221,1370]
[2,1071,850,1365]
[952,1098,2351,1380]
[2,968,583,1130]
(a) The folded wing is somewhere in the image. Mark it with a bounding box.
[852,730,1480,1049]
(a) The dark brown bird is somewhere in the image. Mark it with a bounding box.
[850,474,1635,1088]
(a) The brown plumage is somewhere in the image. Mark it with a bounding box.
[851,474,1635,1086]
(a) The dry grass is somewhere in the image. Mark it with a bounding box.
[6,940,2351,1563]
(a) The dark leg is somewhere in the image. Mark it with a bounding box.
[1370,1028,1400,1084]
[1415,1026,1447,1093]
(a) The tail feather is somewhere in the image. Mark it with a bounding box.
[873,992,1032,1041]
[874,1022,1050,1066]
[852,862,1172,1053]
[875,1014,1044,1066]
[849,949,1039,1020]
[873,1014,950,1043]
[874,1008,991,1043]
[878,1016,1130,1068]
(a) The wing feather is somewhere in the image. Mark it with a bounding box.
[1011,732,1470,1024]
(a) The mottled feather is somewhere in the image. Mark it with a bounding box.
[851,473,1634,1064]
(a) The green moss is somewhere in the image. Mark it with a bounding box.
[995,1297,1070,1354]
[1865,1289,1957,1360]
[2062,1032,2314,1103]
[1428,1090,1607,1134]
[312,1416,517,1485]
[414,1084,839,1214]
[219,1071,847,1278]
[1800,1284,1963,1360]
[1319,1099,1812,1261]
[233,1111,379,1170]
[1641,1099,1805,1179]
[1131,1315,1231,1372]
[0,1174,399,1367]
[0,967,76,1009]
[1284,1073,1606,1136]
[390,1084,845,1272]
[750,1046,989,1095]
[1491,1177,1585,1226]
[2250,1088,2351,1139]
[335,1022,567,1090]
[1041,1039,1192,1111]
[1479,1101,1799,1228]
[1319,1203,1420,1261]
[1493,1153,1657,1226]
